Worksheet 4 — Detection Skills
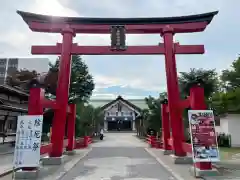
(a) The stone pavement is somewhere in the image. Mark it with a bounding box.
[145,148,202,180]
[0,142,14,155]
[146,145,240,180]
[0,154,14,177]
[204,163,240,180]
[2,133,240,179]
[1,148,91,180]
[59,133,178,180]
[0,142,52,177]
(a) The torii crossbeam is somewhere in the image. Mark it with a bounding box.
[31,44,204,55]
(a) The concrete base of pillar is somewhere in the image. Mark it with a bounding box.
[64,150,76,156]
[189,166,219,177]
[170,154,193,164]
[14,169,39,179]
[162,150,173,155]
[41,155,67,165]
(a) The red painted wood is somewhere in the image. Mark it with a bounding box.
[179,98,190,109]
[42,99,59,109]
[67,104,76,152]
[40,144,52,155]
[28,88,44,115]
[182,143,192,153]
[63,139,68,148]
[163,28,186,157]
[31,44,204,55]
[29,21,208,34]
[161,103,171,151]
[50,27,74,157]
[75,138,85,149]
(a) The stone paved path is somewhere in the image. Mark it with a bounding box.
[60,133,177,180]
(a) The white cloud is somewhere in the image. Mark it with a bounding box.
[93,74,166,92]
[27,0,79,16]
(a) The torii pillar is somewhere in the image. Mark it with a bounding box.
[162,26,186,159]
[50,26,76,158]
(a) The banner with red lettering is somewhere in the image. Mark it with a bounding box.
[188,110,220,162]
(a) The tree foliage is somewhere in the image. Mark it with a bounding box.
[7,55,96,137]
[221,56,240,90]
[75,103,104,136]
[6,69,38,89]
[210,56,240,115]
[144,95,162,131]
[49,55,95,103]
[178,68,219,98]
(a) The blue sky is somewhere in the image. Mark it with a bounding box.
[0,0,239,99]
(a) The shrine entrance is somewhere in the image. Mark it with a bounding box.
[108,119,132,131]
[17,10,218,173]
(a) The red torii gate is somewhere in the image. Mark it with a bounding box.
[17,9,217,170]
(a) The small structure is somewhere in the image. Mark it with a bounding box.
[0,84,28,143]
[91,96,147,131]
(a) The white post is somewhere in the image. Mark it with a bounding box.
[104,121,108,132]
[132,121,136,131]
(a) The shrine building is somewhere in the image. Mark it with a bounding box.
[0,85,28,143]
[90,96,148,131]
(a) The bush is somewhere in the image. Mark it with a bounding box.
[217,133,231,147]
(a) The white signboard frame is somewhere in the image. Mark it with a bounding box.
[188,110,220,163]
[13,115,43,168]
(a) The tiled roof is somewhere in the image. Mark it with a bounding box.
[89,98,148,110]
[0,84,29,97]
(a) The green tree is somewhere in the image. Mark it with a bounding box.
[48,55,95,136]
[210,56,240,115]
[75,104,104,136]
[221,56,240,90]
[178,68,219,131]
[144,95,162,133]
[49,55,95,103]
[178,68,219,99]
[159,91,168,101]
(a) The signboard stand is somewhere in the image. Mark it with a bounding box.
[11,167,15,180]
[13,115,43,179]
[188,110,220,177]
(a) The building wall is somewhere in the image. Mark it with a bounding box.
[103,100,138,131]
[0,59,7,84]
[0,88,28,134]
[104,101,135,117]
[215,118,229,134]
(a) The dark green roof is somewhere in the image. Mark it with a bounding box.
[89,99,148,109]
